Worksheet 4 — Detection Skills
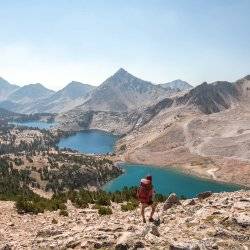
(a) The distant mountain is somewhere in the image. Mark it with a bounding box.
[50,81,94,100]
[25,81,95,113]
[73,68,172,112]
[0,77,20,101]
[7,83,54,104]
[160,79,193,91]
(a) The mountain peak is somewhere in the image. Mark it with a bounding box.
[160,79,193,91]
[112,68,131,79]
[116,68,127,74]
[243,75,250,81]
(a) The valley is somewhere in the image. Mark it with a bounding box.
[1,70,250,189]
[0,70,249,250]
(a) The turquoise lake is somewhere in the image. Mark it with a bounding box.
[57,130,117,154]
[11,121,55,130]
[103,163,241,198]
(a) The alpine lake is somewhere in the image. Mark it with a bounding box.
[13,120,241,198]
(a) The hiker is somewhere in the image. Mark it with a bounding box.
[137,175,157,223]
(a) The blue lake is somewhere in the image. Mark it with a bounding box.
[58,130,117,154]
[103,163,241,198]
[11,121,56,130]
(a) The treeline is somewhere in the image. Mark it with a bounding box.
[0,158,167,216]
[41,154,121,193]
[11,113,56,123]
[0,127,58,155]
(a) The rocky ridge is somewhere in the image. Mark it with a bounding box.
[0,190,249,249]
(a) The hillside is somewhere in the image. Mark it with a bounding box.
[116,76,250,187]
[0,77,19,101]
[58,75,250,187]
[0,190,249,249]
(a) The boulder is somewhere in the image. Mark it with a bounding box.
[133,241,145,249]
[197,191,212,200]
[150,225,160,237]
[115,232,132,250]
[187,199,196,206]
[234,214,250,227]
[115,243,129,250]
[1,245,12,250]
[169,242,200,250]
[163,193,181,210]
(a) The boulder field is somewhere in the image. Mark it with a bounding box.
[0,190,249,249]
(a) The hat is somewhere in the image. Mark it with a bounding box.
[140,178,150,185]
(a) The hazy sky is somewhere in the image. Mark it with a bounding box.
[1,0,250,90]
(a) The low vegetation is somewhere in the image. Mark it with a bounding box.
[0,157,169,215]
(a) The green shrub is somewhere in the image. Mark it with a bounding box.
[16,198,44,214]
[59,209,68,216]
[95,194,111,206]
[92,204,101,209]
[155,193,166,202]
[98,206,112,216]
[74,198,89,208]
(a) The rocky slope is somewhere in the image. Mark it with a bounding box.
[115,76,250,187]
[72,68,174,113]
[0,190,249,249]
[58,76,243,135]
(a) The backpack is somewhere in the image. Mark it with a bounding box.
[137,184,152,204]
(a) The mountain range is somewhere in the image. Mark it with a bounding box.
[0,69,191,114]
[58,74,250,187]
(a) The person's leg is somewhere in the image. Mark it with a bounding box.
[149,202,157,220]
[141,203,147,223]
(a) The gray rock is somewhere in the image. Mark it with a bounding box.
[93,242,102,249]
[197,191,212,200]
[133,241,145,249]
[187,199,196,206]
[115,243,129,250]
[169,242,200,250]
[36,229,63,237]
[150,225,160,237]
[1,245,12,250]
[163,193,181,210]
[115,232,132,250]
[234,214,250,227]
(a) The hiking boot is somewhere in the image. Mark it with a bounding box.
[149,217,155,222]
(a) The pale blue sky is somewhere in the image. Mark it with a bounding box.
[0,0,250,90]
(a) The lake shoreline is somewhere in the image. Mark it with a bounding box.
[113,160,248,189]
[9,121,248,190]
[104,162,242,197]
